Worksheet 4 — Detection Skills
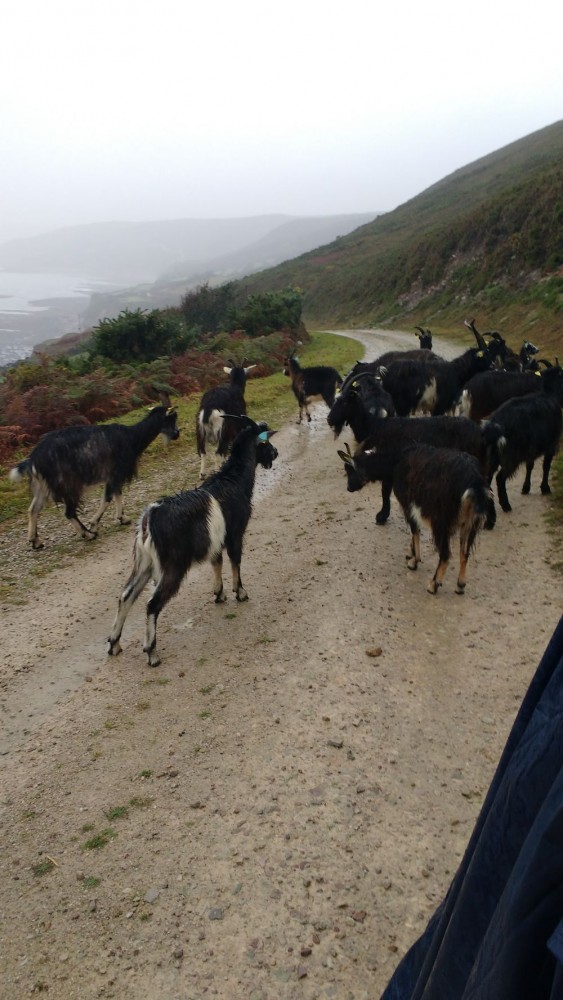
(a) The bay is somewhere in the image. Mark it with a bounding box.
[0,271,120,366]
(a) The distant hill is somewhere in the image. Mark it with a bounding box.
[0,213,376,287]
[236,120,563,353]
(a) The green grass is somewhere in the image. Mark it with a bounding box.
[82,828,117,851]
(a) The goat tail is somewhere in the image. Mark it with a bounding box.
[9,459,31,483]
[461,484,497,537]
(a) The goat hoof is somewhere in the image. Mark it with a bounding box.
[118,516,132,526]
[521,484,531,495]
[541,485,551,495]
[236,591,249,602]
[427,581,440,594]
[107,640,122,657]
[214,593,227,604]
[31,540,44,550]
[406,558,418,571]
[375,513,389,525]
[500,503,512,513]
[455,583,466,595]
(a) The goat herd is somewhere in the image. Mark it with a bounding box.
[8,325,563,667]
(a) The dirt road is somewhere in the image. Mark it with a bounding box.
[1,329,561,1000]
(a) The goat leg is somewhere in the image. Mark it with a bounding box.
[406,527,421,570]
[540,450,555,495]
[521,460,534,495]
[495,471,512,512]
[212,554,227,602]
[376,480,393,525]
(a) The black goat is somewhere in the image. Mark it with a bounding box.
[327,372,396,442]
[9,394,179,549]
[458,368,548,422]
[338,443,495,594]
[481,364,563,513]
[378,344,493,416]
[352,413,495,525]
[107,416,278,667]
[196,358,256,478]
[414,326,433,350]
[283,352,342,423]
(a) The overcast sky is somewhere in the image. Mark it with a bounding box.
[2,0,561,243]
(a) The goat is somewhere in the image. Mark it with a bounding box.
[107,415,278,667]
[196,358,256,478]
[457,368,549,422]
[9,393,179,549]
[283,352,342,423]
[377,344,493,416]
[414,326,433,350]
[350,412,496,525]
[327,372,396,443]
[338,443,495,594]
[481,363,563,513]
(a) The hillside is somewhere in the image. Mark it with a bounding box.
[237,120,563,353]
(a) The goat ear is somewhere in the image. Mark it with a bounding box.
[223,366,233,375]
[166,406,177,416]
[244,364,257,373]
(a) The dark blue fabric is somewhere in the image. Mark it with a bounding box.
[381,616,563,1000]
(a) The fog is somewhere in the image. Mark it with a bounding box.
[2,0,561,243]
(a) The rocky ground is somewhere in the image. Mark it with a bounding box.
[0,329,561,1000]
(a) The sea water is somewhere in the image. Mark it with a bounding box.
[0,271,114,365]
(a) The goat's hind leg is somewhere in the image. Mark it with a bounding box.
[212,553,227,603]
[27,476,49,549]
[144,569,184,667]
[405,521,421,571]
[108,562,152,657]
[226,537,248,601]
[427,531,450,594]
[540,450,556,495]
[455,521,478,595]
[521,460,534,495]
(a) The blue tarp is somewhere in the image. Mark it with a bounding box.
[381,616,563,1000]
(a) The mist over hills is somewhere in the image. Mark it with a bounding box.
[237,119,563,350]
[0,213,377,287]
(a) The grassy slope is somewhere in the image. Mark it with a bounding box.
[237,120,563,355]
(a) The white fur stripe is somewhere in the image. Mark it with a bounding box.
[207,497,226,559]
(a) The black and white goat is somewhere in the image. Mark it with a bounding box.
[457,367,549,423]
[9,394,179,549]
[107,415,278,667]
[339,443,495,594]
[351,412,496,525]
[327,372,396,443]
[196,358,256,478]
[283,352,343,423]
[481,363,563,513]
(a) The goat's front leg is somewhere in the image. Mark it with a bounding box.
[91,485,130,530]
[65,501,97,540]
[212,553,227,602]
[376,480,393,525]
[495,470,512,512]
